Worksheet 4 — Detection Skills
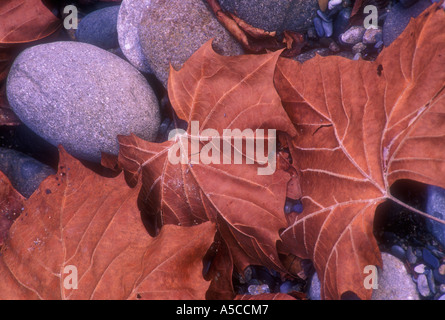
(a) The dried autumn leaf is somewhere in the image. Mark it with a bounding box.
[0,170,24,246]
[318,0,329,12]
[275,3,445,300]
[0,82,20,126]
[118,41,297,274]
[0,0,60,44]
[0,147,216,300]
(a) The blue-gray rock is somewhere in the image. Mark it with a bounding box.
[138,0,244,86]
[362,28,383,45]
[117,0,153,73]
[333,8,351,41]
[383,0,432,46]
[279,280,293,294]
[426,185,445,248]
[400,0,419,8]
[426,269,436,294]
[313,17,325,37]
[322,20,333,38]
[308,272,321,300]
[423,248,440,269]
[390,245,406,261]
[417,274,431,297]
[0,148,55,198]
[340,26,366,45]
[219,0,319,34]
[372,253,420,300]
[406,246,417,264]
[439,294,445,300]
[433,268,445,284]
[6,41,161,163]
[317,9,332,23]
[75,5,120,49]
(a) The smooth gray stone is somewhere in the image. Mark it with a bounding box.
[383,0,432,46]
[6,41,161,163]
[308,271,321,300]
[75,5,120,49]
[117,0,153,73]
[138,0,244,87]
[372,253,420,300]
[219,0,319,34]
[0,148,55,198]
[426,185,445,248]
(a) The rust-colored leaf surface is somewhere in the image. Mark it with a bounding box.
[0,148,216,300]
[0,170,24,247]
[0,0,60,44]
[118,41,297,274]
[275,4,445,300]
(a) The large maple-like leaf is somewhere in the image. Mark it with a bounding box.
[275,3,445,300]
[0,0,60,44]
[118,41,297,274]
[0,170,24,246]
[0,148,216,300]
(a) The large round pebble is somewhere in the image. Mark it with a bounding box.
[372,253,419,300]
[6,41,161,162]
[138,0,244,86]
[117,0,153,73]
[75,5,120,49]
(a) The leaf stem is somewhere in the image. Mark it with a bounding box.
[388,194,445,225]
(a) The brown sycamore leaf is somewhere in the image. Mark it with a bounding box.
[275,3,445,300]
[318,0,329,12]
[0,170,24,246]
[0,0,61,44]
[0,147,216,300]
[118,41,298,275]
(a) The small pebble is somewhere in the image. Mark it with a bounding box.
[322,20,334,37]
[340,26,366,45]
[317,10,332,22]
[353,53,362,60]
[313,17,325,37]
[417,274,431,297]
[423,248,440,269]
[284,200,293,214]
[414,264,426,274]
[439,264,445,275]
[362,28,383,45]
[400,0,419,8]
[333,8,351,40]
[390,245,406,261]
[433,268,445,284]
[374,40,384,50]
[292,201,304,214]
[329,41,340,52]
[279,281,293,294]
[328,0,342,10]
[406,246,417,264]
[248,284,270,295]
[352,42,367,55]
[426,269,436,294]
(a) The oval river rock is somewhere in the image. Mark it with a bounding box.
[6,41,161,162]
